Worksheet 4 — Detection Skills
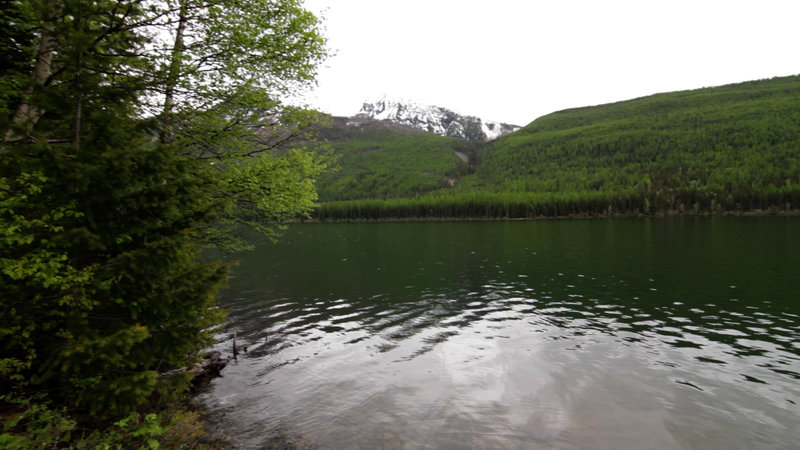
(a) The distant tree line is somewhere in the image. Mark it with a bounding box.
[314,188,800,221]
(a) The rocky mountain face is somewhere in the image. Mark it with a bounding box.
[351,96,520,141]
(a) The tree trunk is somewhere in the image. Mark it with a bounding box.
[159,0,189,144]
[3,8,58,146]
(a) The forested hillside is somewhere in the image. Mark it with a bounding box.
[315,117,476,200]
[473,75,800,194]
[316,76,800,219]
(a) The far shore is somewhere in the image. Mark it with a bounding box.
[303,208,800,224]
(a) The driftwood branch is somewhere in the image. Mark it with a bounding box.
[161,350,232,388]
[161,335,247,388]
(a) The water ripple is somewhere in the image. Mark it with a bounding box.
[219,276,800,395]
[202,220,800,449]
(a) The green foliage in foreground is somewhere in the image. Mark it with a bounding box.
[315,76,800,219]
[1,394,211,449]
[1,143,228,415]
[314,120,473,201]
[1,0,328,445]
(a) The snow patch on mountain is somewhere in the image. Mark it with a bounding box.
[352,95,520,141]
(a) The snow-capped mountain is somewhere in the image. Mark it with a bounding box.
[352,96,520,141]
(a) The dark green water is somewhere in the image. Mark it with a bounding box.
[200,218,800,449]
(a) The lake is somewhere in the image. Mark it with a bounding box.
[199,217,800,449]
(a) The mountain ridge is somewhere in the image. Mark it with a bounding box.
[352,95,520,142]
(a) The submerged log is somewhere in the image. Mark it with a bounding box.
[161,351,232,388]
[161,335,244,388]
[196,351,231,379]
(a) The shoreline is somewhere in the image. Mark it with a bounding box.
[303,209,800,224]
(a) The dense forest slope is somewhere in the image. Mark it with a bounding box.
[471,75,800,194]
[315,117,477,201]
[315,76,800,219]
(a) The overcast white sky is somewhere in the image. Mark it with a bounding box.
[301,0,800,126]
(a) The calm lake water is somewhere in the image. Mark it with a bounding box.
[200,218,800,449]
